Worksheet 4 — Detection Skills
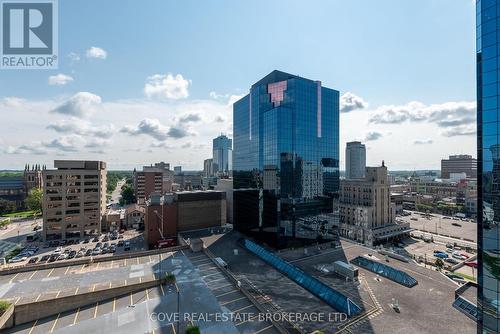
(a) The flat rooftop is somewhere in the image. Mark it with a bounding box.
[205,231,476,334]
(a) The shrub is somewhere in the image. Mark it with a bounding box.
[0,300,11,316]
[186,325,200,334]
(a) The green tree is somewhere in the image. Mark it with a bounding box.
[25,188,43,212]
[435,258,444,271]
[0,200,16,215]
[119,185,136,205]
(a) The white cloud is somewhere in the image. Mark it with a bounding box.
[121,118,192,140]
[48,73,74,86]
[51,92,102,118]
[144,74,190,99]
[364,131,383,141]
[86,46,107,59]
[340,92,367,113]
[47,119,115,138]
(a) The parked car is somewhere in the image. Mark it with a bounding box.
[9,256,27,263]
[465,261,478,268]
[28,257,39,264]
[124,241,131,251]
[92,248,101,256]
[75,251,84,258]
[85,249,93,256]
[49,254,58,262]
[434,252,448,259]
[452,222,462,227]
[96,242,102,248]
[92,236,99,242]
[54,247,62,253]
[68,251,77,259]
[60,240,67,246]
[445,258,459,264]
[83,238,90,244]
[461,253,470,259]
[40,255,50,262]
[117,240,124,247]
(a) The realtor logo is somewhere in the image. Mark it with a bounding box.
[1,0,58,69]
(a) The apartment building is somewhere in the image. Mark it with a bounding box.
[42,160,107,241]
[133,162,174,204]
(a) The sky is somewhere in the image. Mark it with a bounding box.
[0,0,476,170]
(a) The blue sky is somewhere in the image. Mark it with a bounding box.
[0,0,477,170]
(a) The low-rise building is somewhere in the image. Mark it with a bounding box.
[125,204,145,229]
[144,190,226,248]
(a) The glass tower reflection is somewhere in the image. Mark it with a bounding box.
[478,0,500,332]
[233,70,339,248]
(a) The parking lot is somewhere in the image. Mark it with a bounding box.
[399,211,477,243]
[184,251,280,334]
[2,229,147,268]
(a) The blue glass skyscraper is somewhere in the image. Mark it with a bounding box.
[478,0,500,332]
[212,134,232,174]
[233,70,339,248]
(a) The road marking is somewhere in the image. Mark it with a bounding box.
[202,272,221,279]
[27,319,38,334]
[216,289,238,298]
[111,260,114,267]
[137,257,139,265]
[28,270,38,280]
[160,284,165,296]
[233,304,254,313]
[35,294,41,302]
[14,296,21,305]
[80,264,85,272]
[64,266,70,275]
[255,325,274,333]
[139,277,142,283]
[149,255,152,262]
[130,292,133,305]
[56,291,61,298]
[124,258,127,266]
[96,262,100,269]
[109,281,112,288]
[124,279,127,286]
[171,323,176,334]
[94,302,99,318]
[9,273,19,283]
[50,313,60,333]
[210,283,233,291]
[146,288,150,300]
[46,268,54,278]
[73,307,80,325]
[92,284,96,292]
[221,296,246,305]
[74,287,79,295]
[236,315,257,326]
[206,277,226,283]
[113,298,116,312]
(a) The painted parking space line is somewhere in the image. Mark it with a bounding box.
[49,313,60,333]
[221,296,247,306]
[56,290,61,298]
[94,302,99,318]
[9,273,19,283]
[202,272,222,279]
[255,324,274,333]
[35,294,41,302]
[216,289,238,298]
[74,287,79,295]
[14,296,21,305]
[73,308,80,325]
[46,268,54,278]
[28,270,38,280]
[160,284,165,296]
[113,298,116,312]
[64,266,70,275]
[210,283,233,291]
[235,315,257,326]
[233,304,255,313]
[27,319,38,334]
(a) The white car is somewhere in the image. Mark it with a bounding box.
[54,247,62,253]
[9,256,27,263]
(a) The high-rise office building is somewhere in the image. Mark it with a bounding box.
[42,160,107,240]
[133,162,174,204]
[477,1,500,332]
[441,154,477,179]
[233,70,339,248]
[345,141,366,179]
[203,158,214,177]
[212,134,232,174]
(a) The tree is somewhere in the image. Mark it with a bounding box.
[0,200,16,215]
[25,188,43,212]
[119,185,136,205]
[435,258,444,271]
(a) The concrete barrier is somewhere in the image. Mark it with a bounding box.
[0,303,14,330]
[0,245,189,276]
[14,277,167,326]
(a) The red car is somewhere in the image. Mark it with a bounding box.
[461,253,470,259]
